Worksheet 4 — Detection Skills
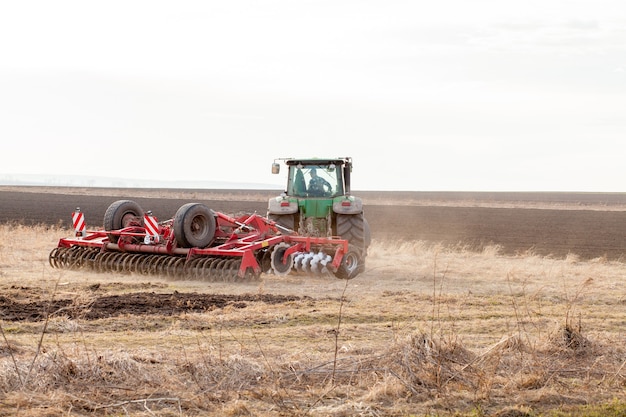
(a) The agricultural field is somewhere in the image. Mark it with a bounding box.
[0,187,625,416]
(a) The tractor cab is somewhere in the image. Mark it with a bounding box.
[288,164,342,198]
[272,158,352,198]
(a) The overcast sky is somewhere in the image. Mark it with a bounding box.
[1,1,624,191]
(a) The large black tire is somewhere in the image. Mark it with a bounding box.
[336,213,367,253]
[173,203,216,248]
[268,214,295,233]
[103,200,144,243]
[334,244,363,279]
[363,217,372,253]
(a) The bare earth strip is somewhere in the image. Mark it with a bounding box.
[3,185,626,210]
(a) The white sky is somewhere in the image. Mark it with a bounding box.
[1,0,625,191]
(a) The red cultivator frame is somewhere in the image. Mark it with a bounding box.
[49,200,364,281]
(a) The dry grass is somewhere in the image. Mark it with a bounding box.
[0,224,625,416]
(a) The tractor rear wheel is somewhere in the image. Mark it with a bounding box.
[173,203,216,248]
[337,213,369,252]
[103,200,144,243]
[363,217,371,253]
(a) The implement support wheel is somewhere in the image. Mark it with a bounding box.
[173,203,216,248]
[103,200,144,243]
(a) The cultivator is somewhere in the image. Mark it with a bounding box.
[48,200,363,281]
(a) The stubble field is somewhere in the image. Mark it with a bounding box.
[0,187,625,416]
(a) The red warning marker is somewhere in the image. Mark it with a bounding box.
[72,209,86,237]
[144,212,160,243]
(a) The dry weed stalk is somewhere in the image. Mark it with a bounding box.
[331,278,350,384]
[0,323,22,386]
[22,274,62,388]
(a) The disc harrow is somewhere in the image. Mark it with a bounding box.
[48,200,364,281]
[49,246,253,281]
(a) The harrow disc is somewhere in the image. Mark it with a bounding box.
[270,243,293,276]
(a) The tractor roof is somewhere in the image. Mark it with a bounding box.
[284,157,351,166]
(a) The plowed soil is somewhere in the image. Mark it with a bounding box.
[0,284,306,322]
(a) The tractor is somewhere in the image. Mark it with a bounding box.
[267,157,370,277]
[48,157,370,281]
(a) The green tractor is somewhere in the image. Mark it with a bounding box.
[267,157,370,278]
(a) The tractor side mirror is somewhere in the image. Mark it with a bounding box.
[271,163,280,174]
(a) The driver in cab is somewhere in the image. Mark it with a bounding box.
[308,168,332,196]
